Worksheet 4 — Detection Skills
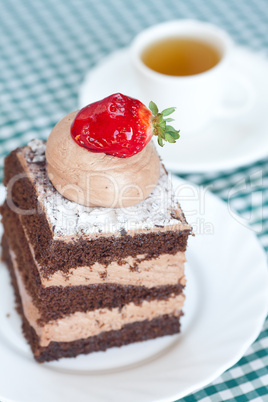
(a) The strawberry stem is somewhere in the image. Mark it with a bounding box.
[149,101,180,147]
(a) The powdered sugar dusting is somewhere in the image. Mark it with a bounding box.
[23,141,188,238]
[27,139,46,163]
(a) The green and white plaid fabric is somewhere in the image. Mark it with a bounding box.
[0,0,267,400]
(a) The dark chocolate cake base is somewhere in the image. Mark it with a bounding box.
[2,239,182,363]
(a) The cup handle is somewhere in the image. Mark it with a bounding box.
[214,69,256,118]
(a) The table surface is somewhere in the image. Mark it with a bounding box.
[0,0,268,401]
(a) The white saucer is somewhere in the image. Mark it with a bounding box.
[0,178,267,402]
[79,47,268,173]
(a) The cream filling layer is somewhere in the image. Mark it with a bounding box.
[43,253,186,288]
[10,248,185,347]
[19,215,186,288]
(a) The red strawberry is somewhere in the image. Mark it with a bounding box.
[71,93,180,158]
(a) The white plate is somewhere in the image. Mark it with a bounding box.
[79,47,268,173]
[0,177,267,402]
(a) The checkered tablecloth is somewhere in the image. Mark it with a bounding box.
[0,0,267,401]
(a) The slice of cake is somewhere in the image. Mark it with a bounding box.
[0,93,192,362]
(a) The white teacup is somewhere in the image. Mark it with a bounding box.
[131,19,254,133]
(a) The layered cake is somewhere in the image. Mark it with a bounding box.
[1,93,192,362]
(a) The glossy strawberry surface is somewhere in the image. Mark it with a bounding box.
[71,93,152,158]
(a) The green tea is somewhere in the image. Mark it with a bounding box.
[141,37,221,76]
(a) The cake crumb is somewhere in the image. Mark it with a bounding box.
[129,262,139,272]
[99,270,108,280]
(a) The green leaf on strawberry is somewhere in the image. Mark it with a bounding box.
[148,101,159,116]
[149,101,180,147]
[162,107,176,116]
